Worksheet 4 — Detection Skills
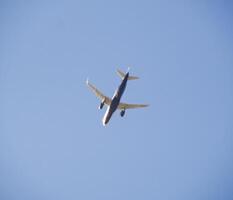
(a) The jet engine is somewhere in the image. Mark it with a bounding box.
[99,100,105,109]
[120,109,125,117]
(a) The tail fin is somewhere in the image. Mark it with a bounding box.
[117,69,139,80]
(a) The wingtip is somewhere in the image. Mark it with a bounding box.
[86,78,89,85]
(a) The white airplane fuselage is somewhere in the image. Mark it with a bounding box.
[102,72,129,126]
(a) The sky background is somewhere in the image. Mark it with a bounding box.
[1,1,233,200]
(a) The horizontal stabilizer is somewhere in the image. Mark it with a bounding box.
[117,69,139,80]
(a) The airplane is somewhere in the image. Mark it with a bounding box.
[86,69,149,126]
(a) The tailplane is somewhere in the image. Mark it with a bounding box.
[117,69,139,80]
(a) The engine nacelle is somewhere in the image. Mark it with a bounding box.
[99,102,104,109]
[120,109,125,117]
[99,99,105,109]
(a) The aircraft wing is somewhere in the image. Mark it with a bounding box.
[86,80,112,105]
[118,102,149,110]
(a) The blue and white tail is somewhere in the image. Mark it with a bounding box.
[117,69,139,80]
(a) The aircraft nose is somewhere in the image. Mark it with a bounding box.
[102,116,109,126]
[102,120,108,126]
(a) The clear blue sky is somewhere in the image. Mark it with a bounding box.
[1,1,233,200]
